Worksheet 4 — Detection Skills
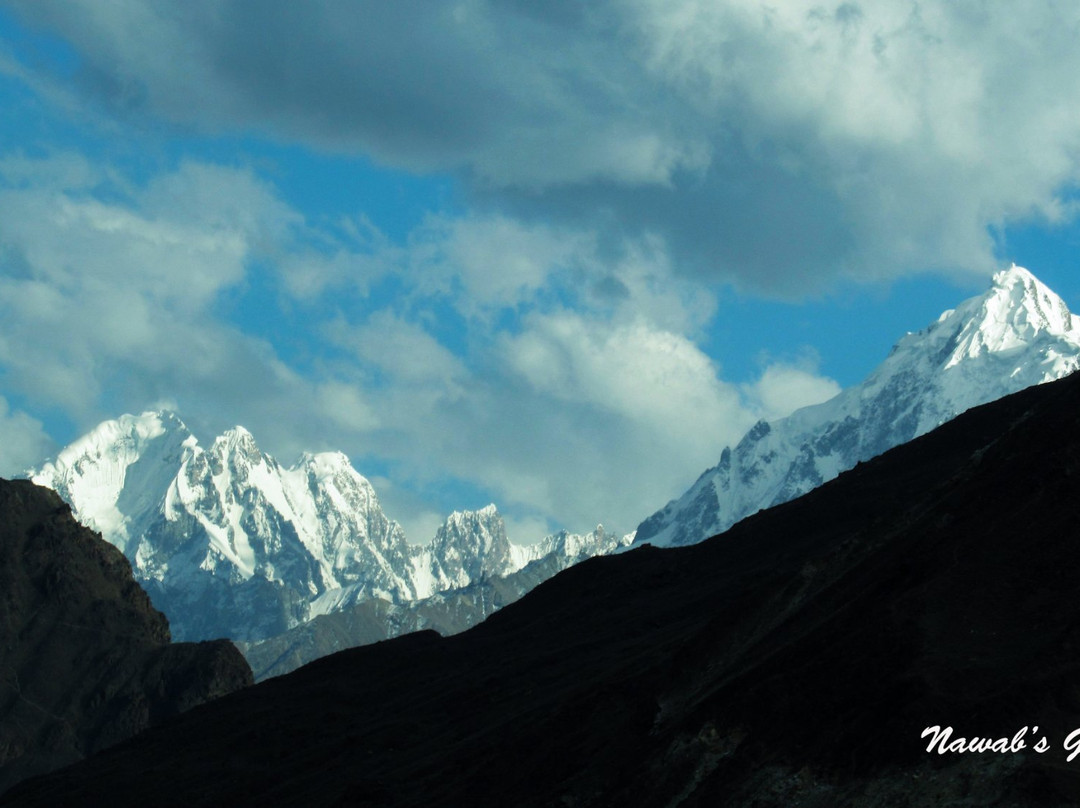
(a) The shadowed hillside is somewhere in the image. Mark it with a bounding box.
[0,480,252,794]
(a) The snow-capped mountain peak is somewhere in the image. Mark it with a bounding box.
[214,424,257,450]
[635,265,1080,548]
[42,410,192,478]
[942,264,1077,366]
[30,414,415,639]
[426,505,515,587]
[31,410,195,553]
[302,450,354,479]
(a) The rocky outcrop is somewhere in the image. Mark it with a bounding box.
[0,479,252,794]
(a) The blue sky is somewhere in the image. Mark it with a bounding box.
[1,2,1080,543]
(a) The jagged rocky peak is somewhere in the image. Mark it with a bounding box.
[438,504,503,537]
[28,413,415,641]
[299,450,381,502]
[212,423,261,459]
[530,521,634,564]
[867,265,1080,422]
[31,410,197,554]
[300,449,354,478]
[985,263,1073,331]
[288,453,383,545]
[86,408,190,442]
[429,504,515,582]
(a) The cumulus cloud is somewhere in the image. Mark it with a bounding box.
[9,1,1080,292]
[281,218,757,532]
[329,310,468,387]
[0,396,53,477]
[0,152,388,465]
[500,313,748,441]
[0,156,287,412]
[408,214,590,312]
[0,144,851,538]
[7,1,1075,536]
[742,358,843,423]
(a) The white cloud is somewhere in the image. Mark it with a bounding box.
[0,143,862,540]
[501,312,750,444]
[0,156,298,416]
[13,1,1080,290]
[416,214,589,310]
[742,359,843,423]
[0,396,54,477]
[0,157,293,310]
[454,309,759,526]
[278,246,387,302]
[311,380,380,434]
[592,233,716,334]
[326,311,467,389]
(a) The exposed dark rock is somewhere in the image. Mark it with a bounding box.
[0,479,252,794]
[9,372,1080,805]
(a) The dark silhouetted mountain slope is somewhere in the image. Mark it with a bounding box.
[238,549,570,681]
[0,479,252,795]
[9,371,1080,806]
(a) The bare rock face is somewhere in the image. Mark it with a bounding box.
[0,479,252,794]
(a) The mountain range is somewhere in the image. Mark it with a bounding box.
[9,333,1080,806]
[26,264,1080,678]
[7,262,1080,801]
[29,416,630,644]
